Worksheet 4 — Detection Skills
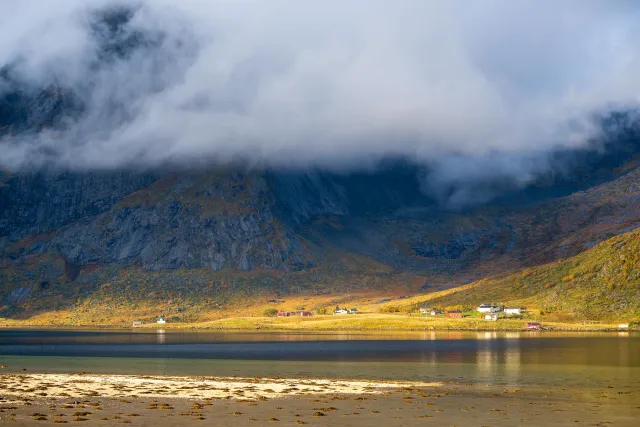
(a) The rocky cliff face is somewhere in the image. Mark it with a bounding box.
[0,171,319,273]
[0,172,158,241]
[0,165,432,275]
[2,161,640,278]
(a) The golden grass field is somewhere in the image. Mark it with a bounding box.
[161,313,629,332]
[0,312,630,332]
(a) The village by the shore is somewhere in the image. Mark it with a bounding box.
[116,303,635,332]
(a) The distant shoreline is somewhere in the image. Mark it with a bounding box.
[0,313,636,333]
[0,327,634,333]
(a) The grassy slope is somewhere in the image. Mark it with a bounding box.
[376,228,640,322]
[2,188,639,327]
[2,229,638,328]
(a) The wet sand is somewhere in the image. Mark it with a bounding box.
[1,372,638,426]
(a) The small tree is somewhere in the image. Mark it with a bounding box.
[263,308,279,317]
[316,307,327,315]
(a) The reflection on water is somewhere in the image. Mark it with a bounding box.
[0,330,638,367]
[0,329,593,344]
[504,335,521,383]
[0,328,634,343]
[479,331,497,340]
[0,329,638,392]
[157,330,166,344]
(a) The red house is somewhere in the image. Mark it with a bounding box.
[277,311,290,317]
[300,312,313,317]
[446,311,463,319]
[525,322,541,330]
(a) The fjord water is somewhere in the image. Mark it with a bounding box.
[0,330,638,392]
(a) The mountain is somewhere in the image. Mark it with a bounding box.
[1,158,640,323]
[1,6,640,323]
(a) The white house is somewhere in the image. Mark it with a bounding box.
[484,313,498,321]
[348,308,358,314]
[334,309,348,315]
[419,307,430,315]
[157,317,166,324]
[430,309,441,316]
[477,304,500,313]
[504,307,522,315]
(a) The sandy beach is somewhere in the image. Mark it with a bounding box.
[0,373,440,400]
[1,372,638,426]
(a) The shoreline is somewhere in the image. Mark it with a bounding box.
[1,372,637,426]
[0,325,635,333]
[1,326,635,333]
[0,321,636,333]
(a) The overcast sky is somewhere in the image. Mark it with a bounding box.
[1,0,639,203]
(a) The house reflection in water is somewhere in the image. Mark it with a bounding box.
[618,333,629,366]
[504,333,521,384]
[445,331,464,340]
[419,331,438,341]
[476,331,498,340]
[470,332,522,384]
[476,349,497,380]
[157,329,166,344]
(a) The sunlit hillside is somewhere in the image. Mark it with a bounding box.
[380,228,640,322]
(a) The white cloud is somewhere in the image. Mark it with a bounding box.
[1,0,639,177]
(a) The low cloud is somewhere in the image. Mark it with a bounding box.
[1,0,639,204]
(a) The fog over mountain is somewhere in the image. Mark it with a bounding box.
[1,0,640,206]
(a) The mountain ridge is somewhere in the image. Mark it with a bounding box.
[1,160,640,322]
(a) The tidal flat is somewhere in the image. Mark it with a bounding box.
[0,372,637,426]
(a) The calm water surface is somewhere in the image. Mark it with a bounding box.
[1,329,638,392]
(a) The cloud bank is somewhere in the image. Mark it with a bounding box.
[1,0,639,203]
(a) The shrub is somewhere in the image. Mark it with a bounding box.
[316,307,327,315]
[263,308,279,317]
